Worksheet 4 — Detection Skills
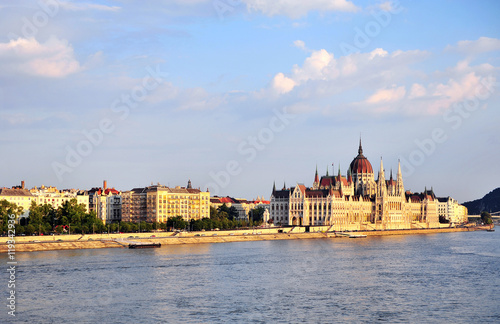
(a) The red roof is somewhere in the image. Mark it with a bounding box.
[320,177,333,187]
[220,197,236,203]
[338,176,348,186]
[104,188,120,195]
[350,155,373,174]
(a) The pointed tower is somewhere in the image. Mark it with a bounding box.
[326,165,330,177]
[187,179,192,189]
[349,138,375,195]
[272,181,276,195]
[396,159,404,196]
[282,182,286,190]
[377,157,386,196]
[313,166,320,189]
[388,169,395,195]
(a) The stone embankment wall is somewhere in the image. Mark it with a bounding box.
[0,225,491,253]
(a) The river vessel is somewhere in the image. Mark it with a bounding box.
[129,243,161,249]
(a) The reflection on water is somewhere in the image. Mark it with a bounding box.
[5,231,500,323]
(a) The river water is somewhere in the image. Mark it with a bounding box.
[3,231,500,323]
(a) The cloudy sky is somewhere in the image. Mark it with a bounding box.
[1,0,499,203]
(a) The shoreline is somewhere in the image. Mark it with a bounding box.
[0,225,493,253]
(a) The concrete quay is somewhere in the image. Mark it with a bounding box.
[0,225,492,253]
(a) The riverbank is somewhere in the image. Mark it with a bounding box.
[0,225,492,253]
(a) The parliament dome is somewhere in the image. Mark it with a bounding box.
[349,140,373,174]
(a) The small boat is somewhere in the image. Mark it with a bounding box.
[129,243,161,249]
[486,228,495,232]
[349,234,367,238]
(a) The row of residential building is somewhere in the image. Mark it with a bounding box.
[0,180,269,224]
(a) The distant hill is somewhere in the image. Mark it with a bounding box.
[463,188,500,215]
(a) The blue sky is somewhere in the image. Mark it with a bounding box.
[1,0,499,203]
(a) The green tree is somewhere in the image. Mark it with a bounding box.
[26,224,35,236]
[81,210,104,234]
[110,223,119,233]
[209,206,219,219]
[15,224,25,235]
[481,211,493,225]
[0,200,24,234]
[120,222,131,233]
[249,206,265,225]
[56,199,87,228]
[228,206,238,221]
[29,201,56,233]
[167,216,188,230]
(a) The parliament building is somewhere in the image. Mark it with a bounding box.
[269,140,467,231]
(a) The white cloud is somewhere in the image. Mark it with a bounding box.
[292,49,334,82]
[366,86,406,104]
[242,0,359,18]
[378,1,394,12]
[428,72,483,114]
[271,72,296,94]
[262,43,498,117]
[293,40,307,51]
[446,36,500,55]
[145,81,224,111]
[285,102,318,114]
[0,37,81,78]
[0,112,44,125]
[408,83,426,99]
[59,1,121,12]
[369,48,388,60]
[267,47,427,95]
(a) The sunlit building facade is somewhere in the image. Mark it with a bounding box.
[121,180,210,223]
[269,141,462,230]
[437,196,468,225]
[88,181,122,224]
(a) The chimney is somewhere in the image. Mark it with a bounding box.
[103,180,107,190]
[21,181,25,189]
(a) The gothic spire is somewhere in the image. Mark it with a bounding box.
[358,137,363,155]
[396,159,404,195]
[397,159,403,180]
[379,157,385,180]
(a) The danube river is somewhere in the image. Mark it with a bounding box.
[5,230,500,323]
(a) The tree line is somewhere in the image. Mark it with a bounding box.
[0,200,267,235]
